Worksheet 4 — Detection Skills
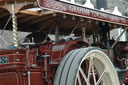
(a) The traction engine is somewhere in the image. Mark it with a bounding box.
[1,0,128,84]
[0,37,120,85]
[0,39,87,85]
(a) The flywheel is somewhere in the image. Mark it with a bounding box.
[54,47,119,85]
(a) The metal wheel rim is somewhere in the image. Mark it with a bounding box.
[75,50,119,85]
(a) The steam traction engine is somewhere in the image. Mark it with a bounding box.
[0,39,119,85]
[1,0,128,85]
[0,39,87,85]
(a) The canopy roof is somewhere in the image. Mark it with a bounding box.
[0,0,128,36]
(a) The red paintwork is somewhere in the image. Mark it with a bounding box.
[0,39,86,85]
[113,41,128,84]
[0,72,18,85]
[125,70,128,84]
[114,42,128,69]
[40,40,88,64]
[49,40,81,64]
[0,38,128,85]
[0,48,43,85]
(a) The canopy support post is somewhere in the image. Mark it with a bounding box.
[55,26,59,42]
[12,4,19,48]
[82,27,86,42]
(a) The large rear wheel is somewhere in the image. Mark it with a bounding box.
[54,47,119,85]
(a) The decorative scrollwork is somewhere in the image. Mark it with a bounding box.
[44,0,66,11]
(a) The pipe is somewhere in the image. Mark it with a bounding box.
[55,26,59,42]
[82,27,86,42]
[70,20,80,35]
[1,15,11,36]
[12,4,19,48]
[43,22,55,43]
[0,36,9,45]
[28,71,31,85]
[112,28,127,48]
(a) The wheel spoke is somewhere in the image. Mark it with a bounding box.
[92,62,96,85]
[79,67,90,85]
[77,72,82,85]
[96,69,107,85]
[88,57,93,80]
[54,48,119,85]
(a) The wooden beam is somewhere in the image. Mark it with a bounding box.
[19,10,42,16]
[37,19,54,31]
[24,13,54,26]
[0,2,35,13]
[18,15,38,23]
[19,10,54,16]
[37,14,63,29]
[16,13,28,18]
[0,11,10,18]
[0,0,35,6]
[18,23,37,32]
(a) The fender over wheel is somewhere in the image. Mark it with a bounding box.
[54,47,119,85]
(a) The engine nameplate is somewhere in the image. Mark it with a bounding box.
[0,56,9,64]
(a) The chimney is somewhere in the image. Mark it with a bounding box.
[96,0,108,9]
